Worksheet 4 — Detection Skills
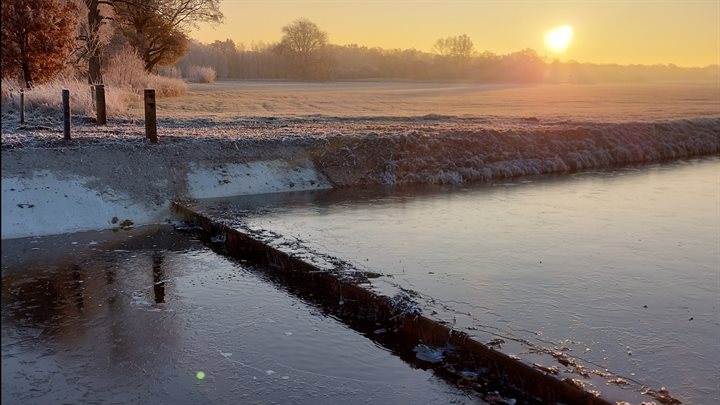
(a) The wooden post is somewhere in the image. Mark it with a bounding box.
[144,88,157,143]
[62,89,71,140]
[19,90,25,124]
[95,84,106,125]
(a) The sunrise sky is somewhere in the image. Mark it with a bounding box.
[192,0,720,67]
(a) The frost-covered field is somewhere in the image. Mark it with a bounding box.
[147,81,720,122]
[2,81,718,187]
[3,81,719,144]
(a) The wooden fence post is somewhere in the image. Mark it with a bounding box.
[95,84,106,125]
[19,89,25,124]
[144,88,157,143]
[62,89,71,140]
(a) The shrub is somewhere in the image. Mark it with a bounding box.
[1,48,187,122]
[185,65,217,83]
[104,47,187,97]
[157,66,182,79]
[1,76,131,118]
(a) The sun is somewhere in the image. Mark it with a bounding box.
[544,25,574,53]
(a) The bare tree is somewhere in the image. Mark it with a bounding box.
[433,34,475,65]
[113,0,223,71]
[75,0,114,84]
[278,18,332,80]
[1,0,80,88]
[432,37,451,57]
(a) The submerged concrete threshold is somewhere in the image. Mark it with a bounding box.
[171,202,613,405]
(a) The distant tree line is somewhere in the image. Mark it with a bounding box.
[176,20,718,83]
[2,5,717,89]
[175,23,550,82]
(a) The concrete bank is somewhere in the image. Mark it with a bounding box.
[1,142,331,239]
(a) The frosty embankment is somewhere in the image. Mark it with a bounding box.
[2,115,718,239]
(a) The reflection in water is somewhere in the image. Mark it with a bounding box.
[71,264,85,310]
[2,226,477,405]
[152,254,165,304]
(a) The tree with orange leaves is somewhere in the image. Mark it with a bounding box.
[1,0,79,88]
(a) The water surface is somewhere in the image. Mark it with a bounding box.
[1,226,481,404]
[226,157,720,404]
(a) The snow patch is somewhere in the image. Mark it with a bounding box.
[187,160,331,199]
[1,171,168,239]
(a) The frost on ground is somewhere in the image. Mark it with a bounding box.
[2,81,719,188]
[2,113,718,188]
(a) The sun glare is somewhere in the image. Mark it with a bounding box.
[544,25,574,53]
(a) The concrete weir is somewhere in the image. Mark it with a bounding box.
[172,202,615,405]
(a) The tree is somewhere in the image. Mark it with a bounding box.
[278,18,333,80]
[75,0,115,84]
[1,0,79,88]
[113,0,223,71]
[432,34,475,65]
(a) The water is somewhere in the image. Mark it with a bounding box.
[1,226,482,404]
[214,157,720,404]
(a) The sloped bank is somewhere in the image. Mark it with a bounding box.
[1,141,331,239]
[312,118,720,185]
[2,118,718,239]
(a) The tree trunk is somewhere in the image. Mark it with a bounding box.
[87,0,103,84]
[20,33,32,88]
[22,63,33,89]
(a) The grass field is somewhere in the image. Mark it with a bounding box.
[138,80,720,122]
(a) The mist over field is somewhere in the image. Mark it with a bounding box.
[2,2,719,405]
[175,38,719,84]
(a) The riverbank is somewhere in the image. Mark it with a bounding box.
[2,116,718,239]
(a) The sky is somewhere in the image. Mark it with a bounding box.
[192,0,720,67]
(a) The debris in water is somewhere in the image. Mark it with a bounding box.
[265,370,275,376]
[591,369,612,378]
[389,291,422,316]
[413,344,444,364]
[573,365,591,378]
[563,378,585,390]
[533,363,560,375]
[487,338,505,348]
[642,387,682,405]
[196,371,206,380]
[607,377,629,386]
